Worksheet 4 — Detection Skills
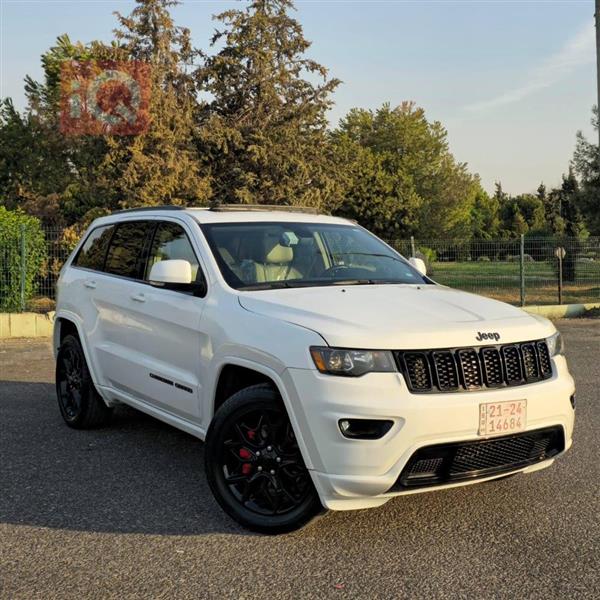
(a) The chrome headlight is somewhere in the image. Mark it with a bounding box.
[310,347,396,377]
[546,331,564,357]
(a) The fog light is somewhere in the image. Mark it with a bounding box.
[338,419,393,440]
[339,420,351,434]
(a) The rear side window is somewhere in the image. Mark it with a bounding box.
[105,221,154,279]
[73,225,114,271]
[145,221,202,282]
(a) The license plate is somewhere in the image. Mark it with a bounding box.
[478,400,526,436]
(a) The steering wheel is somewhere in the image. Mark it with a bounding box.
[322,265,353,278]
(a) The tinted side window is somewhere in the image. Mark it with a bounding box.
[105,221,154,279]
[145,222,201,282]
[73,225,114,271]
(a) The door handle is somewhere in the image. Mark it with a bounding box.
[131,293,146,303]
[84,280,97,289]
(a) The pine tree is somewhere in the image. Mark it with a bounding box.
[493,182,508,205]
[1,1,211,225]
[195,0,341,209]
[551,169,587,281]
[97,0,211,211]
[536,183,546,203]
[572,107,600,235]
[560,169,587,238]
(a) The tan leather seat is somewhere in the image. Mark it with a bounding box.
[254,243,302,282]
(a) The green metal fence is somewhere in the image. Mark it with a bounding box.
[387,236,600,307]
[1,227,599,312]
[0,226,69,313]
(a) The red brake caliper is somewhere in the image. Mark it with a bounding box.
[239,447,252,475]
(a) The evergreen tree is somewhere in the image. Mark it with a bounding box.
[195,0,341,209]
[511,211,528,236]
[99,0,211,212]
[513,194,546,231]
[0,1,211,226]
[536,183,546,203]
[492,182,508,205]
[545,169,587,281]
[559,169,587,238]
[572,107,600,235]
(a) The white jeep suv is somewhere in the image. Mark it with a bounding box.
[54,206,575,533]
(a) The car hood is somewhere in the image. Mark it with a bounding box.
[237,284,554,349]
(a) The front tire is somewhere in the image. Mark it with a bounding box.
[55,334,112,429]
[205,384,322,534]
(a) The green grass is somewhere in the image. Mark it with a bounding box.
[430,261,600,306]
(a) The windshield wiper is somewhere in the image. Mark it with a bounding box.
[240,279,374,290]
[331,252,404,263]
[241,281,294,291]
[240,278,412,291]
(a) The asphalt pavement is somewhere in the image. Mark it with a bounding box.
[0,320,599,599]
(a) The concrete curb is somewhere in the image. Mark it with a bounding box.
[0,311,55,338]
[522,302,600,319]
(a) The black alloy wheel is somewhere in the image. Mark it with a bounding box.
[56,334,112,428]
[205,384,322,533]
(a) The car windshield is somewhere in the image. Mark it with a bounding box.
[200,221,428,290]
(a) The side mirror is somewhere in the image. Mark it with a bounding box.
[409,257,427,276]
[149,259,192,285]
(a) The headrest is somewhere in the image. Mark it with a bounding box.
[265,243,293,264]
[218,247,235,265]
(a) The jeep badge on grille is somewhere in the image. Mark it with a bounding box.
[476,331,501,342]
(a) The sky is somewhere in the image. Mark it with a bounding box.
[0,0,597,195]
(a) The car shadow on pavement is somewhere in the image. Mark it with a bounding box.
[0,380,254,536]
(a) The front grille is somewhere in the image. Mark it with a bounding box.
[458,348,482,389]
[390,426,564,491]
[403,353,432,391]
[537,341,552,377]
[432,351,459,390]
[503,345,523,384]
[395,339,552,393]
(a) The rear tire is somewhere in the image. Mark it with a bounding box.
[205,384,323,534]
[55,334,112,429]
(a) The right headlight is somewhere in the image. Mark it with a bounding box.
[310,347,396,377]
[546,331,564,357]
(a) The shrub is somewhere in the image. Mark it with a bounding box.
[0,207,47,311]
[477,255,491,262]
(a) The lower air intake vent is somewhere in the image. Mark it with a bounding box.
[389,426,564,491]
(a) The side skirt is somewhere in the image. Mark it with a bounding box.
[97,385,207,441]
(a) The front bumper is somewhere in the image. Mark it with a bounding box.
[282,355,575,510]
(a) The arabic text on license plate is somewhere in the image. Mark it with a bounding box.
[479,400,526,436]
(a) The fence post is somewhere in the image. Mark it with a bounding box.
[519,234,525,307]
[558,253,563,306]
[410,236,416,257]
[20,223,27,312]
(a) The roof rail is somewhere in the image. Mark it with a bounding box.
[112,205,187,215]
[209,204,320,215]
